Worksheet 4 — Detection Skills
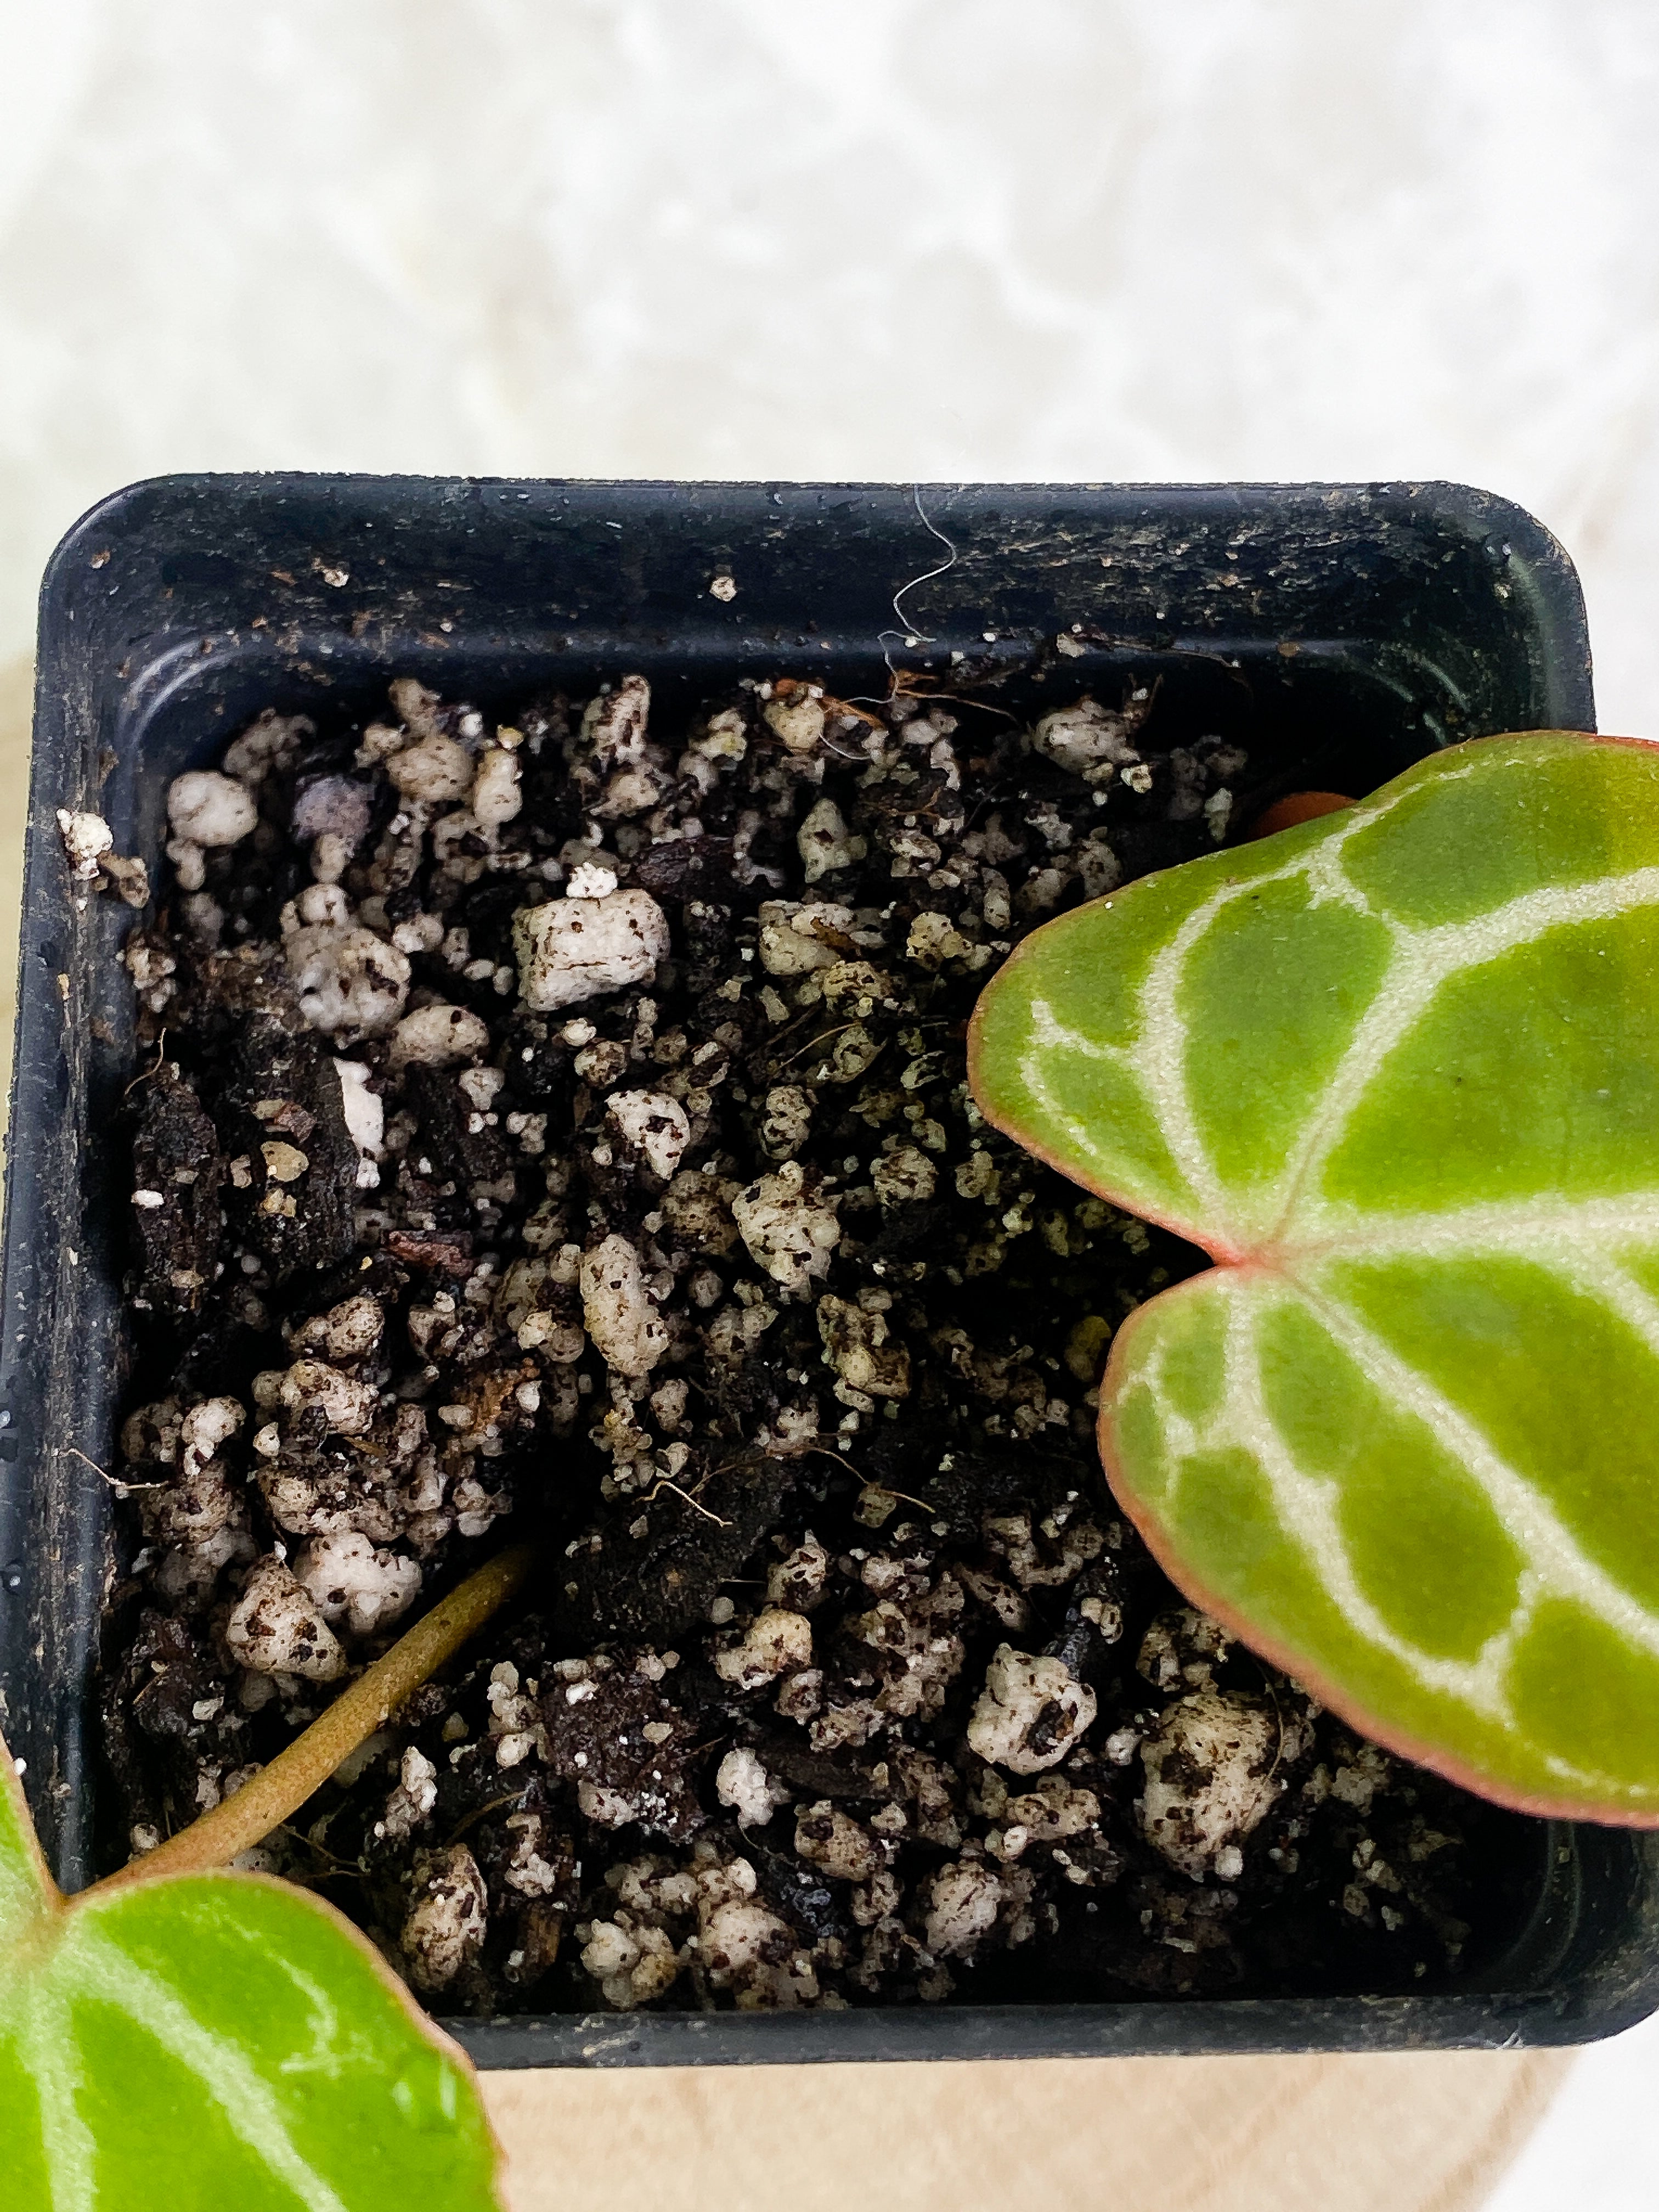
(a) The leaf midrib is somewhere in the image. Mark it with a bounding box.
[1237,1188,1659,1274]
[1124,766,1659,1258]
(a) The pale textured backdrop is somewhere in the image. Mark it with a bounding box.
[4,0,1659,734]
[3,4,1658,2206]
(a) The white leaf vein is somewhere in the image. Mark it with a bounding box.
[1269,862,1659,1236]
[20,1990,97,2212]
[1213,1291,1516,1716]
[1296,1286,1659,1661]
[63,1931,351,2212]
[1144,1279,1624,1794]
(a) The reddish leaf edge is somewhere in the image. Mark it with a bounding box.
[964,730,1657,1269]
[0,1732,506,2196]
[966,729,1659,1828]
[1095,1280,1659,1827]
[1,1721,505,2202]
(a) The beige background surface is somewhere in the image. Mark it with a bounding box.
[478,2049,1568,2212]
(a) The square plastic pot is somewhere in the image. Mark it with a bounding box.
[3,473,1655,2068]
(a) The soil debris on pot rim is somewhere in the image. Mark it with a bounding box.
[99,668,1530,2014]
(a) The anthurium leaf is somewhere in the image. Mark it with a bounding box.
[0,1737,501,2211]
[969,731,1659,1824]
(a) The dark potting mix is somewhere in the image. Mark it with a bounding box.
[99,669,1526,2013]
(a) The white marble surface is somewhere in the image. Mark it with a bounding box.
[1489,2007,1659,2212]
[4,0,1659,733]
[2,5,1657,2204]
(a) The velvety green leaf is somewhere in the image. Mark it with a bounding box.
[0,1741,501,2211]
[969,732,1659,1821]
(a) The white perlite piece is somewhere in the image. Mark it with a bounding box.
[278,1358,380,1435]
[58,810,149,907]
[582,674,652,769]
[1076,835,1122,901]
[759,1084,813,1159]
[514,886,669,1011]
[967,1643,1098,1774]
[565,860,618,899]
[178,1396,245,1482]
[285,921,411,1035]
[696,1858,819,2005]
[380,1746,439,1844]
[757,900,854,975]
[731,1161,841,1293]
[762,690,825,754]
[387,1001,491,1069]
[333,1058,385,1170]
[606,1090,691,1181]
[57,809,113,878]
[797,796,867,884]
[986,1778,1101,1863]
[713,1606,813,1690]
[921,1860,1013,1958]
[1029,697,1144,786]
[581,680,670,814]
[225,1557,346,1681]
[1137,1606,1233,1694]
[1138,1691,1282,1880]
[295,1531,422,1639]
[816,1295,910,1400]
[293,1292,384,1362]
[916,1867,1035,1955]
[143,1461,240,1551]
[471,747,523,828]
[579,1917,685,2010]
[794,1802,885,1883]
[905,910,976,969]
[401,1844,488,1992]
[872,1144,936,1207]
[579,1234,669,1376]
[387,732,472,804]
[167,770,259,848]
[715,1747,786,1827]
[224,709,311,790]
[768,1534,831,1611]
[1329,1742,1391,1814]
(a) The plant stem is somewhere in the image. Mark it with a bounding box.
[86,1543,535,1896]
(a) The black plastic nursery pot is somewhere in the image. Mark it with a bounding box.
[3,473,1657,2069]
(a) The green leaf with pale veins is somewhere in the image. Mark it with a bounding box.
[0,1735,501,2211]
[969,731,1659,1824]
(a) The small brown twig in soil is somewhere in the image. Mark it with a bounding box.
[765,1438,862,1479]
[277,1822,362,1875]
[64,1443,166,1493]
[774,1024,892,1081]
[643,1477,730,1527]
[84,1543,535,1895]
[772,1022,858,1069]
[816,729,870,764]
[122,1026,168,1098]
[444,1789,533,1848]
[1257,1667,1290,1795]
[864,1485,938,1515]
[890,670,1023,725]
[764,1442,935,1515]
